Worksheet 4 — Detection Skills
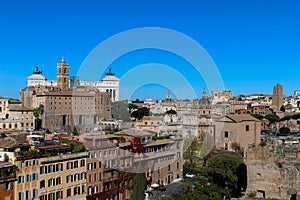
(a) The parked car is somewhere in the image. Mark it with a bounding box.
[145,191,153,197]
[185,173,196,178]
[158,185,166,191]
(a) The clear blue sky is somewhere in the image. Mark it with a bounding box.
[0,0,300,100]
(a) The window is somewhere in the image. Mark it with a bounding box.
[67,189,71,197]
[48,178,54,187]
[56,163,62,172]
[67,162,73,170]
[81,172,86,180]
[56,177,61,185]
[18,192,24,200]
[32,189,38,198]
[246,125,250,131]
[74,186,80,195]
[177,162,179,169]
[94,162,97,169]
[94,186,97,193]
[5,182,12,190]
[40,180,45,189]
[25,161,31,167]
[56,191,63,200]
[32,160,38,166]
[40,195,46,200]
[82,185,86,194]
[80,159,85,167]
[74,173,79,181]
[18,176,24,184]
[48,193,54,200]
[168,164,171,171]
[74,161,78,168]
[224,131,229,138]
[225,143,228,151]
[66,175,73,183]
[88,163,92,170]
[25,190,30,200]
[94,152,97,158]
[88,186,92,195]
[99,161,101,168]
[40,166,47,174]
[32,173,38,181]
[48,165,54,173]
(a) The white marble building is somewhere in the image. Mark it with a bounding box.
[26,63,120,102]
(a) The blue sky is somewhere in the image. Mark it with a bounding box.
[0,0,300,100]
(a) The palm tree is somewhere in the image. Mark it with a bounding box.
[33,104,44,130]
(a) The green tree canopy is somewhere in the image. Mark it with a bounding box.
[265,114,280,124]
[165,109,177,115]
[33,104,44,119]
[131,163,146,200]
[128,103,139,113]
[250,114,264,120]
[279,115,293,122]
[130,107,150,120]
[206,152,244,196]
[183,139,201,168]
[279,126,290,134]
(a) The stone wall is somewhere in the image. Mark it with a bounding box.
[245,145,300,200]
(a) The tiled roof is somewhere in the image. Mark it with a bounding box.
[143,139,173,147]
[226,114,260,122]
[10,106,32,111]
[0,138,18,148]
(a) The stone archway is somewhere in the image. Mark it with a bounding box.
[287,188,297,200]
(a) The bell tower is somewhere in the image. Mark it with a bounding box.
[57,57,69,89]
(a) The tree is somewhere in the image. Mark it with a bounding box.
[60,139,86,153]
[128,103,138,113]
[206,151,244,196]
[131,163,146,200]
[72,127,79,136]
[4,153,9,162]
[183,139,201,168]
[250,114,264,120]
[130,107,150,120]
[279,127,290,134]
[165,109,177,115]
[231,142,244,155]
[33,104,44,130]
[265,114,280,124]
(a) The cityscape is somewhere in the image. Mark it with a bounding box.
[1,1,300,200]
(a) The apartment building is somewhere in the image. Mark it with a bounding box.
[0,97,34,131]
[81,133,133,200]
[38,152,87,200]
[0,162,17,200]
